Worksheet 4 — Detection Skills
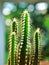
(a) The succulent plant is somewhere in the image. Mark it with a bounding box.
[33,28,42,65]
[17,10,31,65]
[7,18,18,65]
[8,32,17,65]
[7,11,42,65]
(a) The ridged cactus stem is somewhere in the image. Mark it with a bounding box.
[8,32,17,65]
[18,10,31,65]
[33,28,42,65]
[7,18,18,65]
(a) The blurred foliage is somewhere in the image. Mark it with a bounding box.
[43,15,49,30]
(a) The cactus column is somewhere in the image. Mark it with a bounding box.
[18,10,31,65]
[7,18,18,65]
[10,32,17,65]
[33,28,42,65]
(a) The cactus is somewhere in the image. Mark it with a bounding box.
[8,32,17,65]
[7,18,18,65]
[10,18,18,34]
[7,11,42,65]
[17,10,31,65]
[33,28,42,65]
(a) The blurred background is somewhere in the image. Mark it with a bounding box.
[0,1,49,65]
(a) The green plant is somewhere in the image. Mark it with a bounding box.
[7,32,17,65]
[33,28,42,65]
[7,18,18,65]
[7,11,42,65]
[17,10,31,65]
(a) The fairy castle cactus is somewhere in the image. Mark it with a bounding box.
[33,28,42,65]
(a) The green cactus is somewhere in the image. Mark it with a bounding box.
[17,10,31,65]
[33,28,42,65]
[7,18,18,65]
[8,32,17,65]
[10,18,18,34]
[7,11,42,65]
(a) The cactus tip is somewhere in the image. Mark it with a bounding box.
[13,18,16,22]
[23,10,28,14]
[35,28,40,33]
